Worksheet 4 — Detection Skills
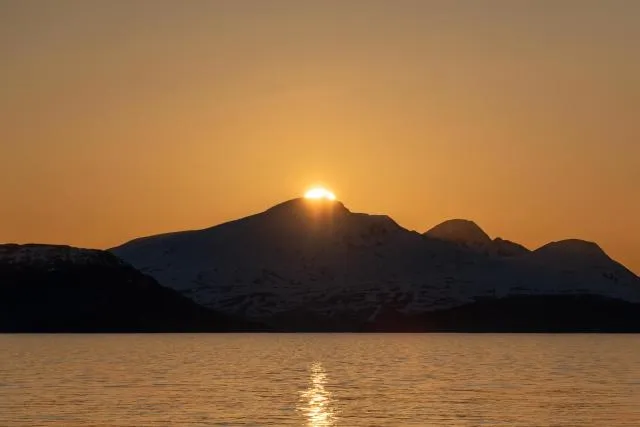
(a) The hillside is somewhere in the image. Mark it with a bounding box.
[0,244,261,332]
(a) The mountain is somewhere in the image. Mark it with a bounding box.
[425,219,492,249]
[111,198,640,331]
[424,219,530,256]
[0,244,262,332]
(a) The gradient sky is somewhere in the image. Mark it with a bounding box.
[1,0,638,273]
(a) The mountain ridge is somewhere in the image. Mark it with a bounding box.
[111,198,639,330]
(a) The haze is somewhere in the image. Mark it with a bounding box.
[1,1,638,273]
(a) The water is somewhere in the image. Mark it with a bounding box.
[1,334,639,426]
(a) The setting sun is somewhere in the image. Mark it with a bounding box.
[304,187,337,201]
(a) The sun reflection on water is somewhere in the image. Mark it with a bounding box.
[299,362,338,426]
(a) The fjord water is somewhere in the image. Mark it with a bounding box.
[2,334,639,426]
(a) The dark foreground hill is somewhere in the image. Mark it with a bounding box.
[367,295,640,333]
[0,244,262,332]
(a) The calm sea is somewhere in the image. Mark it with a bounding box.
[1,334,639,426]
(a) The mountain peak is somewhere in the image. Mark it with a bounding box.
[534,239,607,260]
[264,197,350,218]
[424,219,492,247]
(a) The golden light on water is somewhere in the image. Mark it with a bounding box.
[304,188,337,201]
[299,362,337,426]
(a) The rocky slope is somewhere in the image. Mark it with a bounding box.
[111,198,640,331]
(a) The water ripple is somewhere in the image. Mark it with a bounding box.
[1,334,640,426]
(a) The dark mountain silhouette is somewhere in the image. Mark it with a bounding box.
[425,219,492,248]
[0,244,263,332]
[368,295,640,333]
[492,237,530,257]
[111,198,640,331]
[424,219,530,257]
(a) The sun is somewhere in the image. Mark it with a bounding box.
[304,187,336,201]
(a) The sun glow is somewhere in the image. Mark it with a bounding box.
[304,187,336,201]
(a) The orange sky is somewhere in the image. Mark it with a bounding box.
[1,1,639,274]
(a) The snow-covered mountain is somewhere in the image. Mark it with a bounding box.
[111,198,640,329]
[0,244,259,332]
